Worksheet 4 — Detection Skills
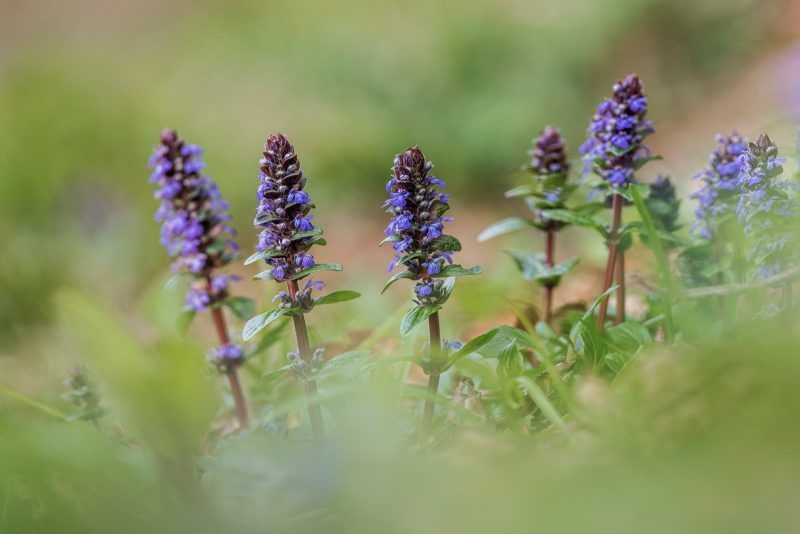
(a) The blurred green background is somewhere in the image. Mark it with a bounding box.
[2,0,800,531]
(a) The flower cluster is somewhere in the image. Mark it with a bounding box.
[527,126,573,223]
[384,146,455,303]
[149,129,240,313]
[62,366,105,424]
[255,134,322,295]
[273,279,325,313]
[581,74,654,190]
[288,347,325,381]
[736,134,798,278]
[531,126,570,177]
[210,344,245,372]
[691,133,746,239]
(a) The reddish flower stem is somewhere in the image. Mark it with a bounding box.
[543,228,556,322]
[420,311,442,442]
[615,250,625,324]
[209,305,249,429]
[597,194,623,332]
[287,279,325,447]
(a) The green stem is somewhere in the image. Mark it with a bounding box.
[630,185,675,343]
[420,312,442,442]
[287,280,325,447]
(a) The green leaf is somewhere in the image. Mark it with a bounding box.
[205,239,229,255]
[381,271,416,294]
[244,248,284,266]
[606,321,652,352]
[433,264,482,278]
[176,309,195,337]
[506,251,578,286]
[504,184,538,198]
[380,234,402,247]
[253,269,275,281]
[224,297,256,321]
[477,218,536,242]
[615,183,650,202]
[400,305,440,337]
[633,154,663,170]
[315,290,361,306]
[247,320,289,357]
[447,327,500,367]
[259,365,291,388]
[397,252,426,265]
[497,341,525,379]
[315,350,372,380]
[430,234,462,252]
[254,212,279,225]
[571,202,607,216]
[603,352,628,374]
[243,308,289,341]
[539,209,607,236]
[515,376,566,429]
[582,285,619,322]
[291,228,323,240]
[289,263,343,280]
[630,184,675,343]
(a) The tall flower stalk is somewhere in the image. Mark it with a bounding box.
[581,74,655,330]
[149,129,249,429]
[243,134,358,446]
[530,127,575,320]
[479,126,577,322]
[736,134,798,305]
[382,146,481,439]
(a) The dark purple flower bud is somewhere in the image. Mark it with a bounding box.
[149,129,239,309]
[646,176,681,234]
[735,134,797,277]
[690,132,747,239]
[530,126,569,176]
[581,74,654,191]
[255,134,320,285]
[384,146,458,304]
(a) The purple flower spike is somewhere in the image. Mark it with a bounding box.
[149,129,239,309]
[384,146,460,306]
[525,126,574,226]
[255,134,327,301]
[735,134,798,277]
[581,74,654,192]
[691,132,747,239]
[531,126,570,176]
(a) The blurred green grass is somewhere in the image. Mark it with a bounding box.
[2,291,799,533]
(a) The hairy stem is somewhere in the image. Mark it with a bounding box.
[421,311,442,442]
[680,266,800,299]
[615,251,625,324]
[287,280,325,447]
[597,194,622,332]
[543,228,556,322]
[209,302,249,430]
